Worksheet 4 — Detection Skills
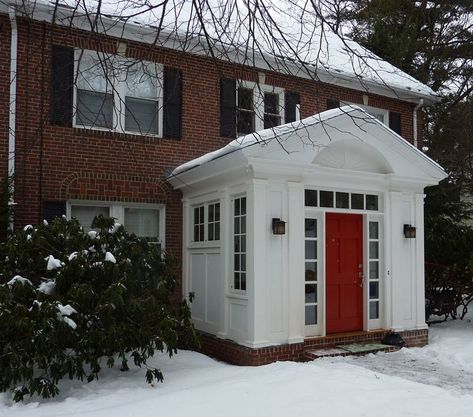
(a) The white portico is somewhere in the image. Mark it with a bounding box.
[168,106,446,350]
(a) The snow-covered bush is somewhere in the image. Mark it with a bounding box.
[0,216,197,401]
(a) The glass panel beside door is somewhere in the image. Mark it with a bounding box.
[304,218,318,328]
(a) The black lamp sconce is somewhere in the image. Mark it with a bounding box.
[403,224,416,239]
[272,218,286,235]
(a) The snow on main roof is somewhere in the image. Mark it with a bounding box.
[10,0,436,100]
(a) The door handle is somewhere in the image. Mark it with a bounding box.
[359,271,364,287]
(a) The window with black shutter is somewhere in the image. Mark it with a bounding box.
[326,98,340,110]
[163,67,182,139]
[285,91,300,123]
[220,79,237,138]
[42,201,66,223]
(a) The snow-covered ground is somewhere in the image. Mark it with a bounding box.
[1,317,472,417]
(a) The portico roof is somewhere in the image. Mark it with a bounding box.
[168,106,447,191]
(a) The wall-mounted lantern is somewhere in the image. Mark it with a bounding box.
[403,224,416,239]
[272,218,286,235]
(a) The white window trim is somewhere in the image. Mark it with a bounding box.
[230,195,247,294]
[237,80,285,134]
[66,200,166,248]
[343,101,389,124]
[73,49,164,138]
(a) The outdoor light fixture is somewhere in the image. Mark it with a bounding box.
[403,224,416,239]
[272,218,286,235]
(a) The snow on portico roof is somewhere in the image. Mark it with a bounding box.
[5,0,437,102]
[170,105,446,179]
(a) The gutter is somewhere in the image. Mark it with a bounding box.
[8,4,18,230]
[413,99,424,149]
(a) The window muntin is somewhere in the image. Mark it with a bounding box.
[233,197,247,291]
[76,52,114,129]
[304,218,318,325]
[74,50,163,136]
[305,189,380,212]
[368,220,381,320]
[193,206,205,242]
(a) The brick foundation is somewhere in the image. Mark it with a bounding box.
[198,328,429,366]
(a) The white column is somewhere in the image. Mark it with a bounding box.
[415,193,428,329]
[287,182,305,343]
[217,188,230,338]
[247,178,270,346]
[389,191,404,331]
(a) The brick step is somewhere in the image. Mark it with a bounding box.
[305,343,399,360]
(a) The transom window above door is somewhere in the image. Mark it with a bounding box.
[305,189,380,211]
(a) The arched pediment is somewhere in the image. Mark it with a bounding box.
[312,139,393,174]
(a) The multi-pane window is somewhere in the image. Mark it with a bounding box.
[74,50,162,136]
[208,203,220,241]
[369,221,381,319]
[124,62,160,135]
[237,87,255,136]
[193,206,205,242]
[236,83,285,136]
[304,189,379,211]
[76,52,114,129]
[304,218,318,325]
[124,208,160,243]
[263,92,281,128]
[192,203,220,242]
[233,197,247,291]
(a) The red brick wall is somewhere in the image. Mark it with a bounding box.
[0,15,423,289]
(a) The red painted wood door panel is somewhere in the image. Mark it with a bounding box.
[326,213,363,334]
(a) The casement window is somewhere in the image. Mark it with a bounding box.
[192,202,220,242]
[221,79,300,138]
[232,197,246,291]
[67,202,164,246]
[326,99,402,135]
[50,45,181,138]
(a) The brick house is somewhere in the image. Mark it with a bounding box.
[0,1,446,364]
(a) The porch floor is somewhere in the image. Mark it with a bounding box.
[305,342,399,360]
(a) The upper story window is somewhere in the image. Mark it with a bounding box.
[192,202,220,242]
[220,79,299,139]
[74,50,163,136]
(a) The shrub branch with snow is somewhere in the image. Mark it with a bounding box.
[0,215,197,402]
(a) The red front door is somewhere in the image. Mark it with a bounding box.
[326,213,363,334]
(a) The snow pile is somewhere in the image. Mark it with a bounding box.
[104,252,116,264]
[45,255,64,271]
[88,231,98,239]
[37,280,55,295]
[1,318,472,416]
[57,304,78,330]
[6,275,32,287]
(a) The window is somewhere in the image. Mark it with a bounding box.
[124,62,160,135]
[304,189,380,212]
[304,218,318,325]
[193,206,205,242]
[233,197,246,291]
[76,52,114,129]
[344,102,389,125]
[208,202,220,241]
[236,82,284,136]
[69,202,164,245]
[369,221,381,320]
[192,202,220,242]
[74,50,163,136]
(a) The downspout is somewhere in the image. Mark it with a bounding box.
[8,5,17,230]
[413,99,424,149]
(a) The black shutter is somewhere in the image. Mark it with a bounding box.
[50,46,74,126]
[163,67,182,139]
[285,91,300,123]
[326,99,340,110]
[220,78,236,138]
[42,201,66,223]
[389,111,402,135]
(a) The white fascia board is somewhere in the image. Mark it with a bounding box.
[6,1,438,105]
